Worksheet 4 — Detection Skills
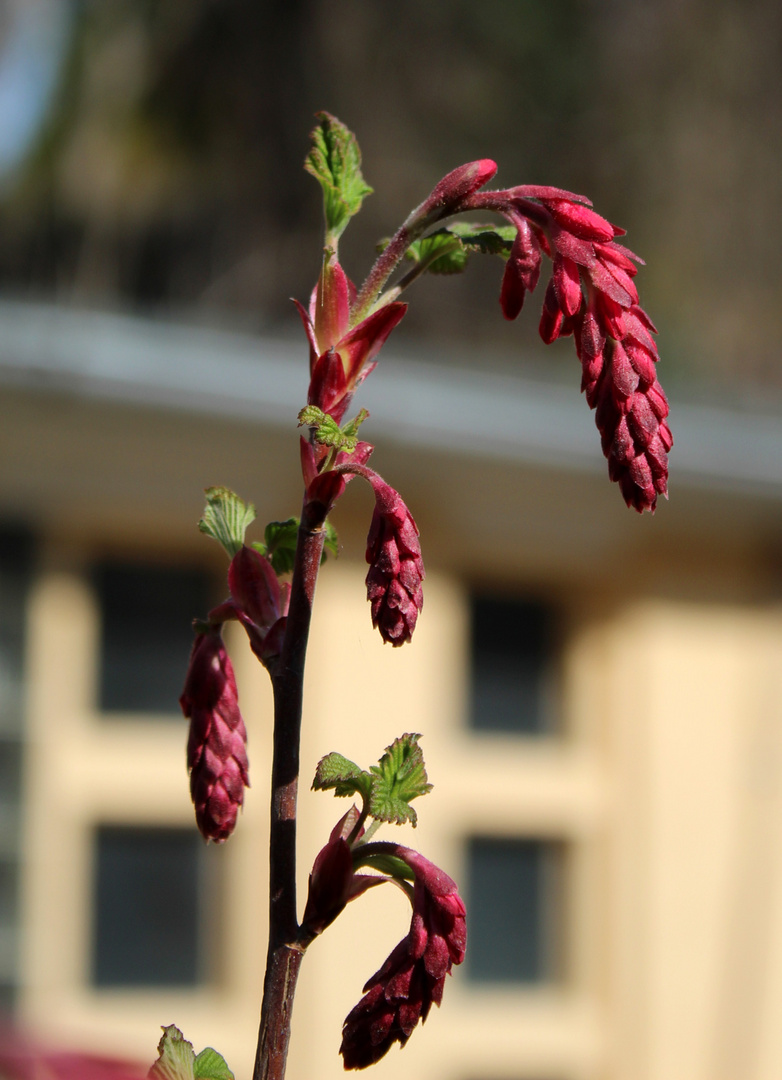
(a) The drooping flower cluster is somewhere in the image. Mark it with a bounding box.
[363,475,424,647]
[339,845,466,1070]
[180,628,249,843]
[180,541,291,841]
[462,183,672,512]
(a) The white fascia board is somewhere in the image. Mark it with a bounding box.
[0,300,781,500]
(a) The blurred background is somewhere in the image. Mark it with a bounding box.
[1,2,782,1079]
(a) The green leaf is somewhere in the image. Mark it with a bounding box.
[305,112,373,242]
[198,487,256,558]
[313,752,373,800]
[148,1026,195,1080]
[368,733,433,827]
[446,221,517,255]
[404,232,468,275]
[254,518,300,575]
[193,1048,235,1080]
[403,223,517,277]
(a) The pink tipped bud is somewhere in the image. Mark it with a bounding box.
[500,217,541,320]
[180,629,249,842]
[412,159,498,226]
[364,480,424,646]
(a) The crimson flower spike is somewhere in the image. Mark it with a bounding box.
[329,463,425,646]
[459,184,672,512]
[180,627,249,843]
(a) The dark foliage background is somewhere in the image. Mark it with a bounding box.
[0,0,780,389]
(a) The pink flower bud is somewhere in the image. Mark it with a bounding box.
[180,629,249,843]
[412,159,498,226]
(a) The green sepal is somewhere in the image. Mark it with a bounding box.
[148,1026,195,1080]
[355,851,415,882]
[198,487,256,558]
[305,112,373,243]
[400,222,517,276]
[194,1048,235,1080]
[368,733,432,827]
[313,752,373,801]
[298,405,370,453]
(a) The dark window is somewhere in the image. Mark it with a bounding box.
[470,595,554,734]
[466,837,565,984]
[96,562,211,714]
[92,826,211,988]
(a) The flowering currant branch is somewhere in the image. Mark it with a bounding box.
[169,111,671,1080]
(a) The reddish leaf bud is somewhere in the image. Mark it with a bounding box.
[180,629,249,843]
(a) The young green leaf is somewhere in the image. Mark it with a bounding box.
[148,1026,195,1080]
[313,752,373,801]
[193,1047,235,1080]
[298,405,369,453]
[305,112,373,242]
[401,222,517,278]
[368,733,433,827]
[255,517,300,575]
[198,487,256,558]
[404,232,468,275]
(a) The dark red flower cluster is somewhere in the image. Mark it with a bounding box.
[180,628,249,843]
[364,477,424,647]
[180,544,292,841]
[464,184,672,513]
[340,845,466,1070]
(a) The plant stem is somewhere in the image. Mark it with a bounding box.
[253,504,326,1080]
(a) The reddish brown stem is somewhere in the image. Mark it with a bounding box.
[253,503,326,1080]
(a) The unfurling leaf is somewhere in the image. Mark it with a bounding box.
[298,404,369,453]
[368,733,432,826]
[305,112,373,242]
[148,1026,234,1080]
[198,487,256,558]
[313,752,373,800]
[148,1026,195,1080]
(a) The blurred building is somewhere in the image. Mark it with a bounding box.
[2,300,782,1080]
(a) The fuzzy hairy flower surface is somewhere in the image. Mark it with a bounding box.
[340,846,466,1070]
[180,628,249,843]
